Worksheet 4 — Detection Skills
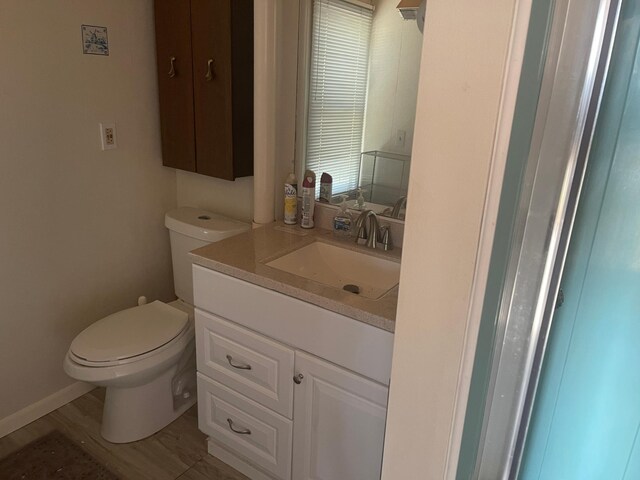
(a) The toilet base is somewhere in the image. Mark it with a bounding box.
[101,365,196,443]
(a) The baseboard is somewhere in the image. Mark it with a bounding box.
[207,439,276,480]
[0,382,95,438]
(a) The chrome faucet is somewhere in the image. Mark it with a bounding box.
[390,196,407,219]
[355,210,393,250]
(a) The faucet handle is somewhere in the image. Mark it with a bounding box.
[380,226,393,251]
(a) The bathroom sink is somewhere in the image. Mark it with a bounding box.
[266,241,400,299]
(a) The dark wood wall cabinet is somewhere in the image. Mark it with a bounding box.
[154,0,254,180]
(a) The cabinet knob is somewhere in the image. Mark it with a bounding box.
[168,56,176,78]
[205,59,216,82]
[293,373,304,384]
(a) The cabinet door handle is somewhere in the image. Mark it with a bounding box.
[205,58,215,81]
[293,373,304,384]
[227,418,251,435]
[168,56,176,78]
[226,354,252,370]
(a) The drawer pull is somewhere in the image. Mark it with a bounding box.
[226,354,252,370]
[227,418,252,435]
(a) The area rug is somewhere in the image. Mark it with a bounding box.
[0,430,119,479]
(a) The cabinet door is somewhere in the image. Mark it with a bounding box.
[292,352,389,480]
[154,0,196,172]
[228,0,254,179]
[190,0,234,180]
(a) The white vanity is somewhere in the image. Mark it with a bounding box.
[190,223,398,480]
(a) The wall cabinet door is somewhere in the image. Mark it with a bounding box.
[292,352,389,480]
[153,0,253,180]
[154,0,196,172]
[190,0,233,179]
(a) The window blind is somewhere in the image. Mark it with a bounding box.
[305,0,373,197]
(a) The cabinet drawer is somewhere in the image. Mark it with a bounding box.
[198,374,292,480]
[195,309,294,418]
[193,265,394,386]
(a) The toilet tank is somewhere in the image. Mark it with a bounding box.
[165,207,250,306]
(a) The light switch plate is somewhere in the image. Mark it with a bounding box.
[99,123,117,150]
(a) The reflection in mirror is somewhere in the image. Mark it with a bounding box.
[296,0,424,221]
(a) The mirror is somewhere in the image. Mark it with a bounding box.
[296,0,424,221]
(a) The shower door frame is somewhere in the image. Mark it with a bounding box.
[470,0,623,477]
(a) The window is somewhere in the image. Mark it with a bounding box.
[304,0,373,196]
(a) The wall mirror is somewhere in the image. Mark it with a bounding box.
[295,0,424,221]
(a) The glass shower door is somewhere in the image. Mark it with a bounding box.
[519,1,640,478]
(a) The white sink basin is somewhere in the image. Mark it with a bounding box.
[266,241,400,299]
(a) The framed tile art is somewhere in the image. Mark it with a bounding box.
[82,25,109,56]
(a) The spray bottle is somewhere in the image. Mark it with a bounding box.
[300,170,316,229]
[284,172,297,225]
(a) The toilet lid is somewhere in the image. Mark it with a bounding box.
[70,301,189,363]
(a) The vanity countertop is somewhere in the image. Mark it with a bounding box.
[189,222,401,333]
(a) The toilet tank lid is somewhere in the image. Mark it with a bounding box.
[165,207,250,243]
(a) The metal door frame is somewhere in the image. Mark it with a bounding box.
[472,0,623,477]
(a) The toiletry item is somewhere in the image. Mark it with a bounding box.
[333,195,353,237]
[355,188,367,210]
[284,172,297,225]
[319,173,333,203]
[300,170,316,229]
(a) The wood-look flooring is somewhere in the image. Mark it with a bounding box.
[0,389,249,480]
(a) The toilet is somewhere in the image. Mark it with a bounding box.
[63,207,249,443]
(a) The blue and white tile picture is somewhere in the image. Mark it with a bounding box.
[82,25,109,56]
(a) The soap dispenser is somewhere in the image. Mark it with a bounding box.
[333,195,353,237]
[355,188,367,210]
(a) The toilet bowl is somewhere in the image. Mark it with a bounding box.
[64,299,195,443]
[63,207,250,443]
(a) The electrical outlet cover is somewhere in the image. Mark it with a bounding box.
[100,123,117,150]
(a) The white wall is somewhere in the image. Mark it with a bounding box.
[363,0,423,155]
[176,172,254,223]
[381,0,522,478]
[0,1,177,421]
[274,0,301,221]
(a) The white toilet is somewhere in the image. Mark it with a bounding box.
[63,207,249,443]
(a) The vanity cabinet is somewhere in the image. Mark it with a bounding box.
[193,265,393,480]
[153,0,253,180]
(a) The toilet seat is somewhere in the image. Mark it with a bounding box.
[70,301,189,367]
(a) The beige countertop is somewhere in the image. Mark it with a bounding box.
[189,222,401,333]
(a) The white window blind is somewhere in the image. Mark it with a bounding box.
[305,0,373,197]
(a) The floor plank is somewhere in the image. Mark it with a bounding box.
[179,454,250,480]
[0,388,248,480]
